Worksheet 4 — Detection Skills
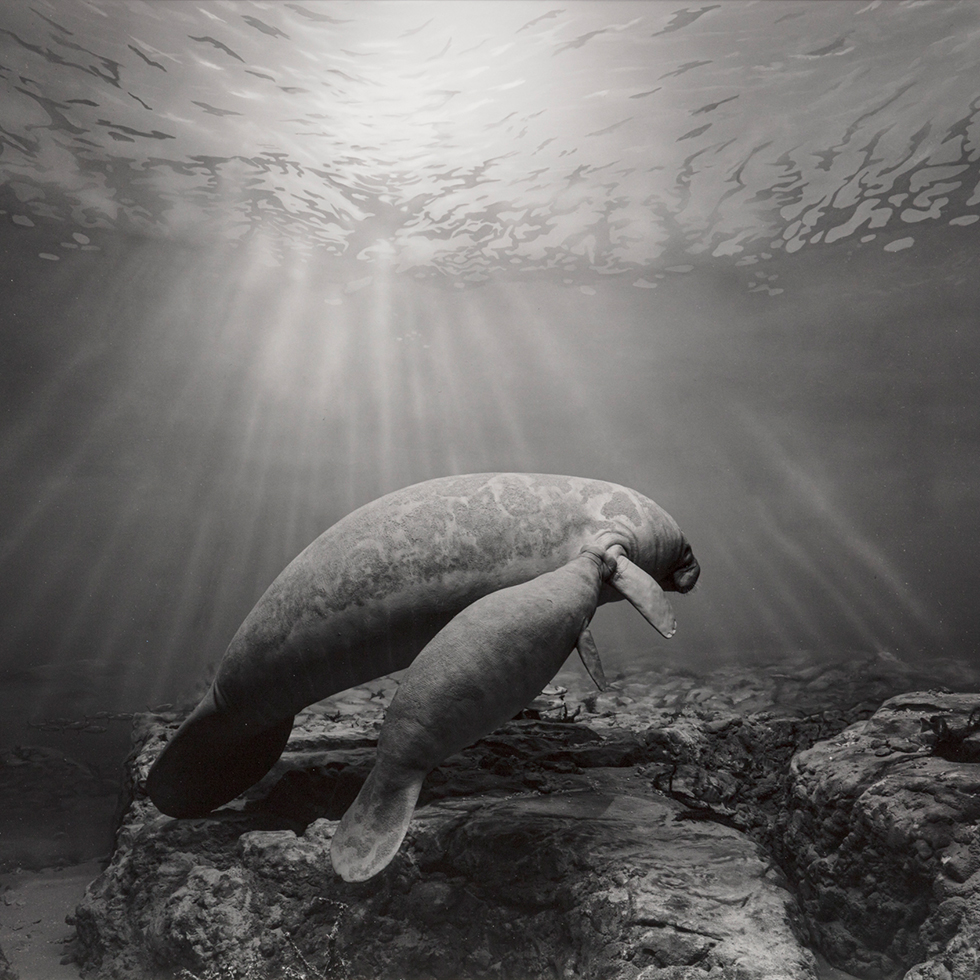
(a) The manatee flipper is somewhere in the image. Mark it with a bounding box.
[610,555,676,638]
[330,767,424,882]
[576,627,606,690]
[145,688,294,818]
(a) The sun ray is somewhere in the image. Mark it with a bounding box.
[732,403,939,647]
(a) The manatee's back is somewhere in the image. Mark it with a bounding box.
[212,472,606,722]
[147,473,605,817]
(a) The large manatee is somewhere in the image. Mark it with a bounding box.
[145,473,699,818]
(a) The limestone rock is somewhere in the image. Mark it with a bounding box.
[781,692,980,979]
[74,699,818,979]
[71,653,980,979]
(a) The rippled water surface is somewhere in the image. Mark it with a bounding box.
[1,0,979,743]
[3,1,979,262]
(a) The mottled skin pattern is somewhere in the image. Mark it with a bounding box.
[146,473,699,818]
[330,547,616,881]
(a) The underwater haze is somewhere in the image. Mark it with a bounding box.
[1,0,980,763]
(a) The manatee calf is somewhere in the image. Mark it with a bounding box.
[145,473,699,818]
[331,546,626,881]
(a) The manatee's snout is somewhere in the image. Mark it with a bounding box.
[666,543,700,594]
[672,559,700,593]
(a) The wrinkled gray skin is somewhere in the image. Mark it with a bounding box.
[146,473,699,818]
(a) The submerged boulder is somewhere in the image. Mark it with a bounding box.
[73,678,819,980]
[781,691,980,979]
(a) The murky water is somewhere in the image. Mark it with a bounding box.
[0,3,978,974]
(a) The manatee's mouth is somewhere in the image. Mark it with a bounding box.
[669,558,700,594]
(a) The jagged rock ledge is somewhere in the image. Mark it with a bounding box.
[780,691,980,980]
[69,654,980,979]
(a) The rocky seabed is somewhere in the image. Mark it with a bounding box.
[43,654,980,980]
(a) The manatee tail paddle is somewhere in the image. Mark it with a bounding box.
[330,767,424,882]
[145,688,294,818]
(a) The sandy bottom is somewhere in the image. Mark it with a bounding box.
[0,860,101,980]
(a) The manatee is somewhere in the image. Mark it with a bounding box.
[145,473,699,818]
[330,546,620,881]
